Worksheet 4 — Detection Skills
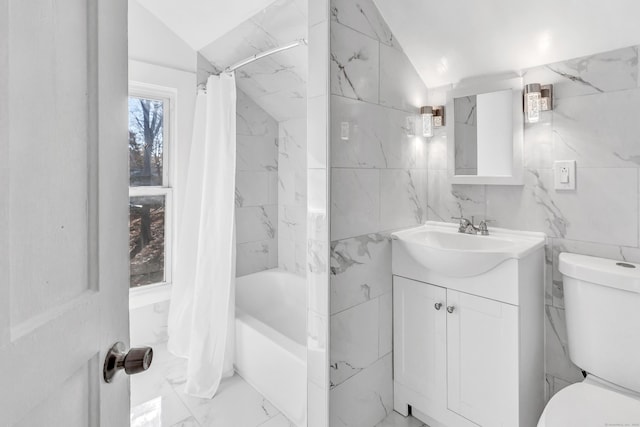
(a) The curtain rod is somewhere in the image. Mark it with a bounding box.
[197,39,307,91]
[224,38,307,73]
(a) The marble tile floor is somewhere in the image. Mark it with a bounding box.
[132,342,427,427]
[130,341,295,427]
[375,412,428,427]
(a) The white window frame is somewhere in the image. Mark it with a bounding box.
[128,82,177,308]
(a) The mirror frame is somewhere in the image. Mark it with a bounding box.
[447,77,524,185]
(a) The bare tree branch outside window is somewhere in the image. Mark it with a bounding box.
[128,96,167,287]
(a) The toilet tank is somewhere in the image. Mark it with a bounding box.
[559,253,640,394]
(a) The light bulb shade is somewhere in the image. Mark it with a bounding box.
[422,113,433,137]
[524,84,542,123]
[526,92,541,123]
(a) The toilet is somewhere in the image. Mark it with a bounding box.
[538,253,640,426]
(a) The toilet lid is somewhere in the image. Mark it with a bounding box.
[538,382,640,427]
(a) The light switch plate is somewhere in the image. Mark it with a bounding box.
[554,160,576,190]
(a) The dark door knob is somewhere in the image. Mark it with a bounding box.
[103,341,153,383]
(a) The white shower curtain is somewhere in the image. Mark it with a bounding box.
[167,73,237,398]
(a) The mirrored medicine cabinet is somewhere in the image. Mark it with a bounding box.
[447,77,524,185]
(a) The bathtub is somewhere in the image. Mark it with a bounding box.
[235,269,307,426]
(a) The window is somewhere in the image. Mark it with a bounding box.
[128,85,174,290]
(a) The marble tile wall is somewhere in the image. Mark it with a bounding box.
[278,117,308,276]
[200,0,310,279]
[236,89,279,277]
[328,0,428,425]
[307,0,330,425]
[199,0,308,123]
[426,45,640,400]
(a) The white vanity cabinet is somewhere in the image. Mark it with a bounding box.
[446,288,519,426]
[392,223,545,427]
[394,278,447,413]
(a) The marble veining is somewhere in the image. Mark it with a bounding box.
[330,23,379,103]
[527,169,569,238]
[237,240,277,277]
[380,169,427,230]
[199,0,308,122]
[427,170,485,221]
[427,44,640,396]
[545,305,584,384]
[278,118,307,276]
[552,89,640,168]
[331,96,427,169]
[330,296,380,388]
[331,168,381,240]
[374,412,427,427]
[330,234,391,313]
[546,66,605,93]
[379,43,428,111]
[329,354,393,427]
[523,46,639,99]
[130,343,296,427]
[330,0,395,47]
[328,2,428,425]
[236,90,279,276]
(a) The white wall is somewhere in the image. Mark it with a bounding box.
[128,59,197,228]
[426,44,640,401]
[128,0,196,73]
[128,0,198,342]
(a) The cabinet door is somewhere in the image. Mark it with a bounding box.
[447,290,519,426]
[394,276,447,412]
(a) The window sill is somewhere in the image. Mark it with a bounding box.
[129,282,171,310]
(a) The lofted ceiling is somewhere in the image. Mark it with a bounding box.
[131,0,640,114]
[374,0,640,88]
[199,0,308,121]
[135,0,307,122]
[136,0,278,51]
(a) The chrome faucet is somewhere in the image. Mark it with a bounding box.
[452,216,492,235]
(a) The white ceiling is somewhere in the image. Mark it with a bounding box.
[135,0,307,121]
[374,0,640,87]
[136,0,278,51]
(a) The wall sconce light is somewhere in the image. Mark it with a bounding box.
[419,106,445,137]
[524,83,553,123]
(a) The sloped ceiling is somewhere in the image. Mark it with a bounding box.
[199,0,308,121]
[374,0,640,88]
[136,0,278,51]
[136,0,307,122]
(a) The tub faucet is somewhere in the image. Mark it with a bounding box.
[451,216,491,235]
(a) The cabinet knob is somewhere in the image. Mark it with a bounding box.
[446,306,455,313]
[434,303,442,310]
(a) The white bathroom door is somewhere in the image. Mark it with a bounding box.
[0,0,130,425]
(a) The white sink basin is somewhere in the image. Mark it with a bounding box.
[392,222,546,277]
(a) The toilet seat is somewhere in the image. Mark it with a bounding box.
[538,382,640,427]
